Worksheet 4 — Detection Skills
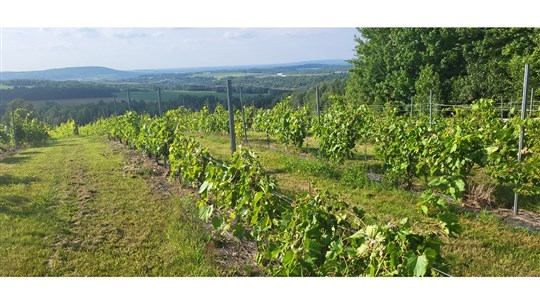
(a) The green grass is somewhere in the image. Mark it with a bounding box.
[0,136,222,276]
[192,130,540,276]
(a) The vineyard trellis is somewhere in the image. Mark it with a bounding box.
[79,105,464,277]
[71,66,540,275]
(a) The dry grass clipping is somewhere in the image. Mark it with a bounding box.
[463,183,495,209]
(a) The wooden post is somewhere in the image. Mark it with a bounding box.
[226,80,236,154]
[514,63,530,216]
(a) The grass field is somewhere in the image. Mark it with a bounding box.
[0,136,236,276]
[190,131,540,276]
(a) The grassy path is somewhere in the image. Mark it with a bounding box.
[0,136,220,276]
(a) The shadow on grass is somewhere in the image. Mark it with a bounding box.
[0,194,29,205]
[0,194,63,221]
[264,168,289,175]
[0,174,40,186]
[0,156,31,164]
[0,194,67,241]
[350,152,378,161]
[48,137,80,147]
[52,142,78,147]
[0,195,46,220]
[300,146,319,156]
[18,151,42,156]
[243,136,277,147]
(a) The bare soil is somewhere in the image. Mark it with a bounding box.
[492,208,540,232]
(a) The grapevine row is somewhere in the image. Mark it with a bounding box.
[0,108,50,149]
[81,109,453,277]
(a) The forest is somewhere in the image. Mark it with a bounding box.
[346,28,540,106]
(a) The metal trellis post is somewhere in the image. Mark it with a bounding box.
[514,63,530,216]
[429,90,433,127]
[239,87,248,143]
[316,86,320,122]
[127,88,131,111]
[226,79,237,154]
[500,96,504,119]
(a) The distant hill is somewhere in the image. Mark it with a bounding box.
[1,60,350,81]
[134,60,351,74]
[1,66,141,81]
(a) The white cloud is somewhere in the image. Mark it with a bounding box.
[223,29,256,40]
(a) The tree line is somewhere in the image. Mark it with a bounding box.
[0,91,284,127]
[346,28,540,106]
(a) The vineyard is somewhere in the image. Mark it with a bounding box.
[1,85,539,276]
[2,26,540,277]
[66,92,540,276]
[0,108,49,152]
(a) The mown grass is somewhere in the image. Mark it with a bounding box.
[193,131,540,276]
[0,136,221,276]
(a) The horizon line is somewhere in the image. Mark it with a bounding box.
[1,59,351,74]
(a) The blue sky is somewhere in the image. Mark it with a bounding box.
[1,28,358,72]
